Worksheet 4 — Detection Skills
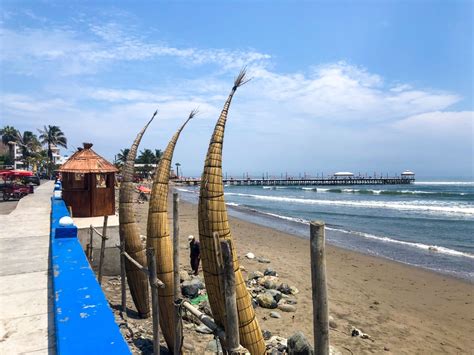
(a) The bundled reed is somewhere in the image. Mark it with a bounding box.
[147,109,196,351]
[198,69,266,354]
[119,111,157,318]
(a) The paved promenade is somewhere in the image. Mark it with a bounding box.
[0,182,55,354]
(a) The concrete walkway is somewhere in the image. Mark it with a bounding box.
[0,182,55,354]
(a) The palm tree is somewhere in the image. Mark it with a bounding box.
[38,125,67,175]
[137,149,155,164]
[17,131,41,168]
[154,149,163,164]
[38,125,67,161]
[116,148,130,166]
[1,125,19,162]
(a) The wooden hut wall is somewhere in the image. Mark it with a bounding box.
[90,173,115,216]
[62,172,92,217]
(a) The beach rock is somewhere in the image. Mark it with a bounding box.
[179,270,191,282]
[252,298,258,309]
[286,298,298,305]
[190,276,205,289]
[181,278,203,298]
[183,343,195,352]
[288,332,314,354]
[259,275,279,287]
[270,311,281,319]
[351,327,372,340]
[278,304,297,312]
[290,286,299,295]
[266,336,288,351]
[278,343,288,352]
[258,257,271,263]
[245,252,256,259]
[264,268,277,276]
[278,283,292,294]
[267,289,283,303]
[264,279,278,290]
[196,324,213,334]
[262,330,272,340]
[257,292,278,309]
[329,316,338,329]
[206,338,223,353]
[248,270,264,280]
[181,284,198,298]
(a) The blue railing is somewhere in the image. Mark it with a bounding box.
[50,183,130,354]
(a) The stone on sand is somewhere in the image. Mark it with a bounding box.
[278,304,297,312]
[270,311,281,319]
[257,292,278,309]
[287,332,314,354]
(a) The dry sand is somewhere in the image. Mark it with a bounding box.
[107,191,473,354]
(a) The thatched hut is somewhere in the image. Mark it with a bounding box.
[58,143,118,217]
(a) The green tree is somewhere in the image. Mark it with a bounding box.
[1,125,19,162]
[137,149,155,164]
[154,149,163,164]
[116,148,130,166]
[38,125,67,175]
[16,131,41,169]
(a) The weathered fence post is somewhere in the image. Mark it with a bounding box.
[146,248,160,355]
[173,192,182,354]
[220,240,240,353]
[87,225,94,260]
[119,227,127,318]
[98,215,108,285]
[310,221,329,355]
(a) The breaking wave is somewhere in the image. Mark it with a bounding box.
[225,192,474,216]
[250,209,474,260]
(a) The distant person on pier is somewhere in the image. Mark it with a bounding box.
[189,235,200,275]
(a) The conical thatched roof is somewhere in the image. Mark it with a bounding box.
[58,143,118,173]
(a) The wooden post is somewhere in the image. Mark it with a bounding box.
[119,225,127,318]
[220,240,240,353]
[87,225,94,261]
[310,221,329,355]
[173,192,182,354]
[98,215,108,285]
[147,248,160,355]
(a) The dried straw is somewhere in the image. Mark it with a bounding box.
[119,110,157,318]
[198,69,266,354]
[147,109,196,351]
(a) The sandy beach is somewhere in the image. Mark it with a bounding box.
[104,191,473,354]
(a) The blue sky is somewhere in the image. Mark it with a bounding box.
[1,0,472,178]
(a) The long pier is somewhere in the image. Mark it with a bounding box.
[176,177,415,186]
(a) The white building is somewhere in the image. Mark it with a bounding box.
[50,145,62,164]
[8,142,24,170]
[401,170,415,179]
[333,172,354,178]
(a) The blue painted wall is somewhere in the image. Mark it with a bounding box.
[51,191,130,354]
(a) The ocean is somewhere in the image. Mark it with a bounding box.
[175,180,474,281]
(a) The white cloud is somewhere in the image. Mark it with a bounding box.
[0,22,271,76]
[393,111,474,136]
[238,62,461,126]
